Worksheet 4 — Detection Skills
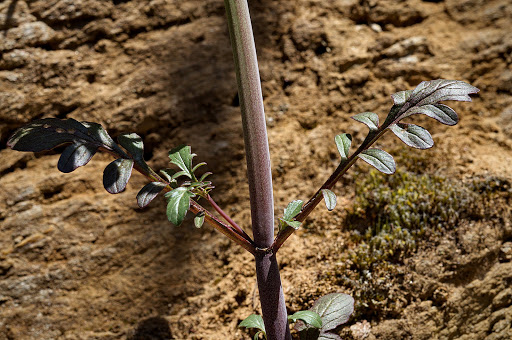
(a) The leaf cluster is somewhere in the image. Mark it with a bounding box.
[7,119,212,227]
[239,293,354,340]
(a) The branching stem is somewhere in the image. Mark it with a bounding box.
[271,129,387,252]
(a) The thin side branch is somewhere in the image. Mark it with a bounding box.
[271,130,387,252]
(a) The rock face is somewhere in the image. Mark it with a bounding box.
[1,0,512,339]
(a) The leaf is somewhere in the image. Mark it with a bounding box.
[389,123,434,149]
[136,182,167,208]
[280,219,302,230]
[200,172,212,182]
[351,112,379,131]
[239,314,266,338]
[194,212,205,228]
[7,118,90,152]
[118,133,145,162]
[288,311,322,329]
[318,333,342,340]
[81,121,122,153]
[334,134,352,160]
[406,104,459,126]
[283,200,303,221]
[103,159,134,194]
[165,187,194,226]
[384,79,478,128]
[168,145,195,179]
[391,90,413,106]
[358,149,396,174]
[192,162,207,174]
[57,142,98,173]
[411,79,479,106]
[311,293,354,332]
[321,189,337,211]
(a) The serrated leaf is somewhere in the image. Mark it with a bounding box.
[136,182,166,208]
[194,212,205,228]
[168,145,195,179]
[239,314,266,336]
[165,187,194,226]
[334,134,352,160]
[103,159,134,194]
[358,149,396,174]
[57,142,98,173]
[389,123,434,149]
[160,169,176,182]
[321,189,337,211]
[288,311,322,329]
[118,133,144,162]
[7,118,90,152]
[352,112,379,131]
[283,200,303,221]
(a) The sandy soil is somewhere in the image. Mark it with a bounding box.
[1,0,511,339]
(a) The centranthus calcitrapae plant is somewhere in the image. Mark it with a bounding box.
[7,0,479,339]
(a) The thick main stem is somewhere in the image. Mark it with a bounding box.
[224,1,291,339]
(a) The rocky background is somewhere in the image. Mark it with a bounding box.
[1,0,511,339]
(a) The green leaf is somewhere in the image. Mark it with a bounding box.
[358,149,396,174]
[254,331,264,340]
[168,145,195,179]
[165,187,194,226]
[200,172,212,182]
[239,314,266,338]
[159,169,175,182]
[118,133,145,162]
[103,159,134,194]
[311,293,354,331]
[137,182,167,208]
[57,142,97,173]
[283,200,303,221]
[194,212,205,228]
[288,311,322,329]
[334,134,352,160]
[321,189,337,211]
[389,123,434,149]
[192,162,206,174]
[351,112,379,131]
[280,219,302,230]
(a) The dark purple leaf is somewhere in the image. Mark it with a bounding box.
[7,118,90,152]
[136,182,167,208]
[103,158,134,194]
[57,142,98,173]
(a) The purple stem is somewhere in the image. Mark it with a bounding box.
[224,0,291,339]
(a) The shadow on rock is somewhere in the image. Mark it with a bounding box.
[129,316,173,340]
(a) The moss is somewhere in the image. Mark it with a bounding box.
[336,168,511,321]
[347,170,477,270]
